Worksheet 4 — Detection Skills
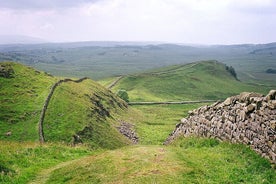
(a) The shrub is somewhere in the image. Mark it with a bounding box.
[116,89,129,102]
[225,65,237,79]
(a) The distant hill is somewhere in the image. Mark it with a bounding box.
[0,42,276,83]
[110,61,274,102]
[0,62,132,149]
[0,35,46,45]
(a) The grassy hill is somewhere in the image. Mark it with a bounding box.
[1,61,275,183]
[111,61,274,102]
[0,62,57,141]
[0,62,131,149]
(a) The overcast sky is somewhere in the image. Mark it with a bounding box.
[0,0,275,44]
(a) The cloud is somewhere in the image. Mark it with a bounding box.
[0,0,98,10]
[227,0,276,15]
[0,0,275,44]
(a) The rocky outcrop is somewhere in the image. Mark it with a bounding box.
[165,90,276,163]
[117,121,139,144]
[0,64,14,78]
[38,77,88,143]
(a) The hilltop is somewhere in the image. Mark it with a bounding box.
[110,61,274,102]
[0,62,133,149]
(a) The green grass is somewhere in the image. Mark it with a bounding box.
[127,104,208,145]
[96,76,118,87]
[1,62,275,183]
[0,62,132,149]
[43,79,132,149]
[0,62,57,141]
[111,61,274,102]
[0,141,93,184]
[42,138,275,184]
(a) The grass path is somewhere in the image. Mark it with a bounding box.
[28,156,90,184]
[29,141,276,184]
[29,145,184,184]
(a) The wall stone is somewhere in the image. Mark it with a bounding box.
[165,90,276,164]
[38,77,88,143]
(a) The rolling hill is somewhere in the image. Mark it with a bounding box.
[0,62,132,149]
[110,61,274,102]
[0,42,275,84]
[1,62,275,183]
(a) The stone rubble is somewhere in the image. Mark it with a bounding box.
[165,90,276,164]
[117,121,139,144]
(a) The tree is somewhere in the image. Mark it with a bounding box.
[116,89,129,102]
[225,65,237,80]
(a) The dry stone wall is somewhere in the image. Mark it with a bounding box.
[165,90,276,163]
[38,77,88,143]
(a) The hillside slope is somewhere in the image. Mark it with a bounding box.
[0,62,56,141]
[0,62,131,149]
[111,61,274,102]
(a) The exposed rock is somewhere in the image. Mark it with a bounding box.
[117,121,139,144]
[246,104,256,114]
[0,64,14,78]
[165,91,276,164]
[5,131,12,136]
[266,90,276,101]
[72,134,83,146]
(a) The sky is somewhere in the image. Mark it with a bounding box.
[0,0,275,44]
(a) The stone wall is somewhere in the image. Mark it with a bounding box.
[165,90,276,164]
[38,77,88,143]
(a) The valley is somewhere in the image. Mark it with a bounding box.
[0,58,275,183]
[1,0,276,182]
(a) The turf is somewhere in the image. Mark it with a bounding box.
[111,61,274,102]
[43,138,275,184]
[126,104,209,145]
[0,62,132,149]
[0,141,93,184]
[0,62,57,141]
